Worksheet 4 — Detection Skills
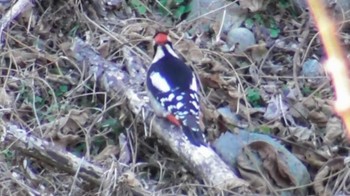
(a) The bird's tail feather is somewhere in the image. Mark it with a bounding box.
[183,126,207,146]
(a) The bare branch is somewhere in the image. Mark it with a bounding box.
[0,0,33,47]
[0,123,151,195]
[1,124,103,184]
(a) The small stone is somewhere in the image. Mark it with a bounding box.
[226,27,256,53]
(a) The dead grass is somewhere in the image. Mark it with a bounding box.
[0,0,348,195]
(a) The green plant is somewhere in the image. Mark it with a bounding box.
[157,0,191,20]
[278,0,290,9]
[72,142,86,156]
[54,84,69,97]
[244,18,254,29]
[302,85,321,97]
[268,18,280,38]
[246,87,262,107]
[245,12,281,38]
[259,125,272,134]
[19,84,46,108]
[68,25,80,37]
[90,136,108,155]
[302,85,312,96]
[2,149,15,163]
[130,0,148,15]
[101,117,123,134]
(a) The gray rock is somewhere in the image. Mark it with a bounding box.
[227,27,256,52]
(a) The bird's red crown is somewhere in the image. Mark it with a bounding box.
[154,32,168,45]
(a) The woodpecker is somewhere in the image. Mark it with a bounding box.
[146,32,207,146]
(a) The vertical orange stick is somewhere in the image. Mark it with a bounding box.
[308,0,350,137]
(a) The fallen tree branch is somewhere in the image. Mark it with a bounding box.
[0,123,152,195]
[0,0,33,47]
[1,123,103,184]
[71,38,249,190]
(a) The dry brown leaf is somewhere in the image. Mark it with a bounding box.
[54,132,80,147]
[263,96,288,121]
[96,41,111,58]
[94,145,119,162]
[69,109,89,126]
[38,116,70,135]
[291,145,327,169]
[289,102,309,120]
[9,50,38,66]
[289,126,313,141]
[201,104,220,138]
[38,109,89,147]
[118,133,131,164]
[237,141,296,193]
[249,65,260,84]
[227,88,242,99]
[122,22,150,38]
[45,73,77,85]
[58,41,72,56]
[200,73,226,89]
[314,164,332,196]
[314,157,346,196]
[176,40,204,64]
[302,97,317,110]
[52,109,87,134]
[324,117,344,144]
[19,5,36,28]
[308,109,328,127]
[239,0,266,12]
[0,88,12,108]
[321,103,333,117]
[286,88,300,102]
[209,59,231,73]
[236,154,268,193]
[119,171,142,188]
[249,141,296,187]
[251,41,268,63]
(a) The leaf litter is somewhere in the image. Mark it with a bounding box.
[0,0,349,195]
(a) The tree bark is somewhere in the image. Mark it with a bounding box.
[1,124,103,184]
[0,123,152,195]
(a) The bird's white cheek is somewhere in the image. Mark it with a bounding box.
[165,44,179,58]
[152,46,165,64]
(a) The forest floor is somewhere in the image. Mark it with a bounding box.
[0,0,349,195]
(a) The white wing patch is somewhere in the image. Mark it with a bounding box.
[190,74,198,92]
[152,46,165,64]
[150,72,171,92]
